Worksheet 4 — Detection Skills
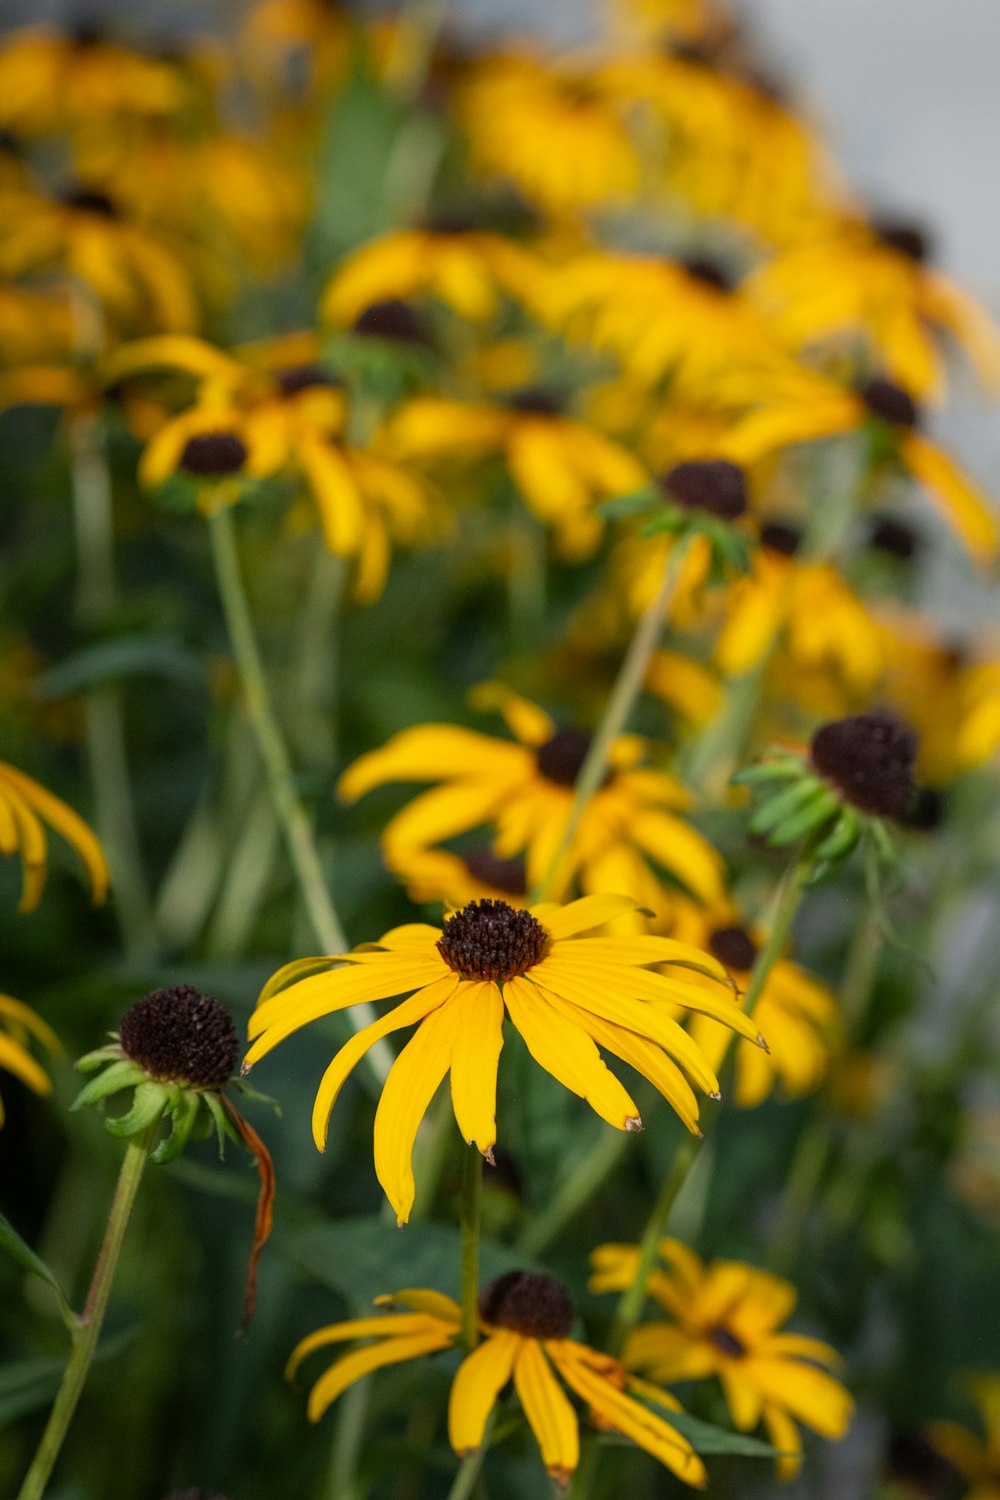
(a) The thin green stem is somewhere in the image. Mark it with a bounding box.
[767,1114,833,1277]
[444,1411,496,1500]
[17,1127,156,1500]
[839,899,882,1036]
[531,538,689,903]
[459,1146,484,1352]
[740,855,813,1020]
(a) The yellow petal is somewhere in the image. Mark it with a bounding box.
[513,1338,580,1481]
[306,1330,455,1422]
[763,1402,803,1481]
[901,431,999,563]
[448,1329,520,1455]
[0,763,109,904]
[535,893,642,939]
[449,980,503,1158]
[287,1312,450,1378]
[0,1032,52,1096]
[505,977,640,1130]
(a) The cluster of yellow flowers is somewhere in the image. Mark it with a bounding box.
[3,0,1000,1494]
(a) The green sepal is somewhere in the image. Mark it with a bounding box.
[74,1041,124,1074]
[731,756,805,788]
[71,1058,147,1110]
[104,1080,171,1139]
[747,774,826,837]
[151,1090,203,1165]
[806,808,862,884]
[597,486,661,522]
[203,1089,235,1160]
[766,786,841,846]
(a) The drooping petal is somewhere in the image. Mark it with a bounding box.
[247,958,447,1054]
[449,980,504,1158]
[449,1329,520,1455]
[762,1402,804,1481]
[287,1312,450,1378]
[306,1330,456,1422]
[554,997,701,1133]
[513,1338,580,1481]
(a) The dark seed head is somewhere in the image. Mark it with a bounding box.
[179,432,247,477]
[708,1324,747,1359]
[60,187,118,219]
[503,387,563,418]
[535,727,592,788]
[869,516,919,560]
[759,520,802,556]
[660,459,748,520]
[873,220,931,265]
[709,926,758,973]
[119,985,238,1089]
[462,850,528,898]
[682,257,731,293]
[479,1271,573,1341]
[437,899,547,982]
[810,713,917,818]
[274,363,341,397]
[351,299,432,347]
[858,377,920,430]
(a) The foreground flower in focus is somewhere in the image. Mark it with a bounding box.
[0,992,61,1126]
[590,1239,853,1478]
[0,759,109,912]
[338,687,726,915]
[246,893,766,1222]
[289,1272,708,1486]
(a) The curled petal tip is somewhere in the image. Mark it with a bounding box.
[709,1090,721,1101]
[756,1033,770,1052]
[484,1146,496,1165]
[240,1061,251,1077]
[625,1115,643,1133]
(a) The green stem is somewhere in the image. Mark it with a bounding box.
[17,1128,156,1500]
[839,899,882,1037]
[531,538,689,903]
[739,855,813,1021]
[444,1411,496,1500]
[768,1114,833,1277]
[459,1146,484,1352]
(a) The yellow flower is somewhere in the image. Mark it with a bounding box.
[382,392,646,559]
[590,1238,853,1479]
[0,27,185,138]
[746,217,1000,399]
[929,1374,1000,1500]
[0,992,61,1126]
[715,533,884,694]
[955,658,1000,772]
[322,227,540,327]
[672,918,839,1108]
[246,892,765,1222]
[0,187,198,336]
[0,760,109,912]
[0,284,73,367]
[720,370,999,564]
[288,1273,708,1487]
[455,54,640,220]
[337,686,726,914]
[241,0,351,101]
[385,844,529,909]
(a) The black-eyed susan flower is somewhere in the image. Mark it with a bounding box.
[590,1239,853,1478]
[246,893,767,1223]
[719,368,1000,564]
[672,917,839,1108]
[0,991,61,1126]
[337,687,726,913]
[929,1374,1000,1499]
[382,391,646,559]
[289,1272,708,1486]
[0,27,185,138]
[0,759,109,912]
[746,215,1000,398]
[0,186,198,336]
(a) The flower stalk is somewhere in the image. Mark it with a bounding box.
[459,1145,483,1352]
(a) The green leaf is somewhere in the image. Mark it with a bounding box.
[0,1211,73,1325]
[36,635,206,696]
[596,1407,780,1459]
[597,486,660,522]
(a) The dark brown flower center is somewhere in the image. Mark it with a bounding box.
[351,299,432,346]
[873,219,931,264]
[660,459,748,520]
[708,1325,747,1358]
[504,387,563,417]
[759,520,802,556]
[535,727,593,788]
[179,432,247,477]
[479,1271,573,1340]
[119,985,238,1088]
[462,850,528,898]
[810,713,917,818]
[858,377,920,429]
[682,257,732,293]
[709,926,758,972]
[869,516,919,560]
[437,899,547,982]
[61,187,118,219]
[274,363,341,396]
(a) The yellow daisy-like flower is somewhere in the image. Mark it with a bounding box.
[674,919,839,1108]
[337,687,726,914]
[746,217,1000,399]
[288,1272,708,1487]
[0,186,198,336]
[0,760,109,913]
[0,27,185,137]
[720,370,999,564]
[929,1374,1000,1500]
[382,392,646,559]
[590,1238,853,1479]
[0,992,62,1127]
[246,892,766,1223]
[954,658,1000,773]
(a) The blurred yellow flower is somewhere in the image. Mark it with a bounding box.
[0,27,185,137]
[338,686,726,913]
[929,1374,1000,1500]
[0,992,62,1127]
[590,1238,852,1478]
[0,760,109,913]
[247,892,763,1222]
[289,1274,707,1486]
